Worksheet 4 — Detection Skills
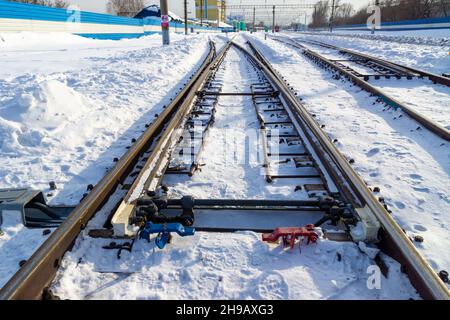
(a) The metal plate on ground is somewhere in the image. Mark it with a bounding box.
[160,209,325,231]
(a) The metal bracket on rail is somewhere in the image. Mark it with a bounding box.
[0,188,72,228]
[130,193,196,229]
[314,196,355,227]
[350,206,381,243]
[102,239,135,259]
[262,224,319,252]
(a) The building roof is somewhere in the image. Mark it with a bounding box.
[134,5,183,23]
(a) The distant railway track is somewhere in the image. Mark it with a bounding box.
[1,37,449,300]
[270,35,450,142]
[298,31,450,48]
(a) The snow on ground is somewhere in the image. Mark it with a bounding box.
[248,34,450,276]
[369,78,450,129]
[0,31,432,299]
[283,38,450,128]
[334,29,450,40]
[295,29,450,47]
[51,230,418,300]
[48,42,419,300]
[0,32,227,205]
[0,212,52,288]
[0,32,227,288]
[164,47,310,200]
[286,32,450,75]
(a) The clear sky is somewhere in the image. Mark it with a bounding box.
[68,0,371,22]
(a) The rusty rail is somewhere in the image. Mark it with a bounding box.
[272,36,450,142]
[1,36,448,301]
[243,37,450,300]
[0,40,233,300]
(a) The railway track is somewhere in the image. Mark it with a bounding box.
[270,35,450,142]
[1,38,449,300]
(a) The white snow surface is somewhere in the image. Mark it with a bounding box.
[0,32,228,288]
[247,34,450,276]
[285,32,450,75]
[333,29,450,40]
[369,78,450,129]
[283,37,450,129]
[51,230,418,300]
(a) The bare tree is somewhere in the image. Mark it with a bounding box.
[9,0,68,8]
[310,0,330,28]
[53,0,68,8]
[309,0,450,27]
[334,2,354,25]
[439,0,449,16]
[107,0,145,17]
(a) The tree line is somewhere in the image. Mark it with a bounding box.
[310,0,450,28]
[106,0,144,17]
[8,0,146,17]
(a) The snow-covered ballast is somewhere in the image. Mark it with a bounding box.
[0,0,221,40]
[329,16,450,32]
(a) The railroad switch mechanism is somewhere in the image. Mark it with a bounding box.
[137,197,197,250]
[314,196,355,227]
[0,188,71,228]
[132,194,195,228]
[262,224,319,251]
[109,192,197,240]
[140,222,195,249]
[350,206,381,243]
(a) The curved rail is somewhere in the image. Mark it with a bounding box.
[1,37,448,301]
[296,37,450,87]
[0,39,233,300]
[271,35,450,142]
[242,38,450,300]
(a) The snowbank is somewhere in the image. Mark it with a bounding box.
[0,31,228,288]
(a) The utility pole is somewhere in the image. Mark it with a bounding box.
[272,5,275,33]
[160,0,170,45]
[184,0,188,35]
[304,12,307,31]
[200,0,203,26]
[252,6,255,33]
[222,1,226,26]
[330,0,336,33]
[217,4,219,28]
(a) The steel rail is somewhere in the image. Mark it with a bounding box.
[2,36,448,301]
[242,38,450,300]
[272,36,450,142]
[292,36,450,87]
[0,40,232,300]
[123,44,233,205]
[295,38,416,77]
